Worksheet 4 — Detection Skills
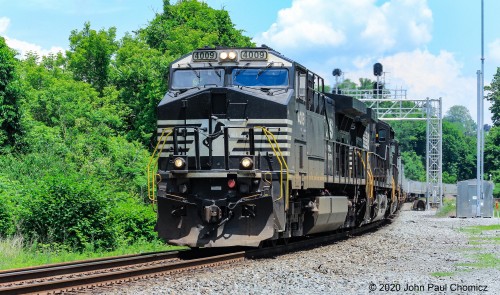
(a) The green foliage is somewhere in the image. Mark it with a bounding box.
[112,198,157,245]
[335,78,357,90]
[112,35,170,145]
[441,120,476,181]
[19,173,117,251]
[435,197,456,217]
[444,105,477,136]
[392,118,476,183]
[391,121,426,156]
[401,151,425,181]
[485,67,500,195]
[142,0,254,56]
[485,126,500,197]
[67,22,118,95]
[0,37,23,153]
[486,67,500,126]
[358,78,374,90]
[0,198,14,237]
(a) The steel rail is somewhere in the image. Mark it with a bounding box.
[0,252,245,294]
[0,251,182,284]
[0,217,394,294]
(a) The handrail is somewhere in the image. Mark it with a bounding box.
[147,128,173,210]
[367,152,374,200]
[391,176,396,203]
[255,126,289,210]
[357,150,374,201]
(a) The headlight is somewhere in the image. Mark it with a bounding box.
[219,52,228,60]
[240,157,254,170]
[228,51,237,60]
[173,157,186,169]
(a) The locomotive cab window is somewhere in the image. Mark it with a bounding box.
[295,68,307,101]
[232,68,289,87]
[378,129,387,142]
[171,68,224,89]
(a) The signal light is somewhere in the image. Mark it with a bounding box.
[227,179,236,189]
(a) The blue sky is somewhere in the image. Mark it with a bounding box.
[1,0,499,123]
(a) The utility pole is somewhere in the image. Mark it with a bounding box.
[476,0,485,217]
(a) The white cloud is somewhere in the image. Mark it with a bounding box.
[255,0,432,54]
[5,37,65,58]
[488,39,500,63]
[381,50,477,118]
[0,17,9,34]
[254,0,492,123]
[0,16,64,58]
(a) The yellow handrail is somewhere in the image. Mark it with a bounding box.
[391,176,396,203]
[147,128,173,209]
[255,126,289,210]
[357,150,374,201]
[367,152,374,200]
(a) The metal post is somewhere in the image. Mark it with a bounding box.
[476,70,482,217]
[476,0,485,217]
[480,0,485,210]
[426,97,430,210]
[438,98,443,208]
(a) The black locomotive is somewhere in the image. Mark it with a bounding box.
[148,47,404,247]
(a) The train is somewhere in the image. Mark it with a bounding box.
[148,46,405,248]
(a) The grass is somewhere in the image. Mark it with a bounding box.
[0,236,186,271]
[459,247,482,252]
[457,253,500,270]
[431,271,455,277]
[450,223,500,273]
[435,197,456,217]
[459,224,500,235]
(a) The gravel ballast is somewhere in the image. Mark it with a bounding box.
[104,205,500,295]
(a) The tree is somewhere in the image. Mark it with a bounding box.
[67,22,118,95]
[486,67,500,126]
[444,105,477,136]
[112,34,170,146]
[141,0,253,56]
[401,151,425,181]
[358,78,374,90]
[0,37,22,153]
[392,119,475,183]
[485,67,500,196]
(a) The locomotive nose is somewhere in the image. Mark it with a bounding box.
[203,204,222,224]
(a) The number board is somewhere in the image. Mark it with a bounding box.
[240,50,268,61]
[192,50,217,62]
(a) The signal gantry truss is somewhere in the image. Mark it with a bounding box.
[339,89,443,208]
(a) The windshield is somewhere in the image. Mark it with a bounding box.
[171,69,224,89]
[232,68,289,87]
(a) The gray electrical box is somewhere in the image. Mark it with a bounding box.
[456,179,494,218]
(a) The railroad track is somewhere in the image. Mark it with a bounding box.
[246,219,390,259]
[0,219,391,294]
[0,250,245,294]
